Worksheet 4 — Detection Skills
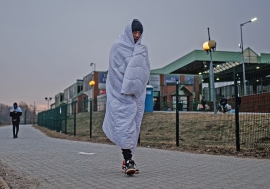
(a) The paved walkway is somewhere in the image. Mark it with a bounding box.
[0,125,269,189]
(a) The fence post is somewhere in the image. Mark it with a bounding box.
[53,109,56,130]
[57,107,60,132]
[176,80,179,147]
[90,98,92,138]
[234,67,240,151]
[24,110,27,124]
[74,101,76,136]
[65,104,67,134]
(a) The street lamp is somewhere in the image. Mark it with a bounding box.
[240,17,257,96]
[45,97,52,110]
[203,28,217,114]
[90,62,96,73]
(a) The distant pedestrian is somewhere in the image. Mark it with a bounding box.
[220,96,227,113]
[9,102,22,138]
[102,19,150,175]
[201,96,206,111]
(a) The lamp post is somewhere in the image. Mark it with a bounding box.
[89,62,96,97]
[90,62,96,73]
[240,17,257,96]
[203,28,217,114]
[45,97,52,110]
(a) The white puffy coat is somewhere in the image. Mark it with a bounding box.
[102,19,150,153]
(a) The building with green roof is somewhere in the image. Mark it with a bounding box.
[149,48,270,111]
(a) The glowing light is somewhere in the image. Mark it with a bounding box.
[251,17,257,22]
[89,80,95,86]
[203,42,210,51]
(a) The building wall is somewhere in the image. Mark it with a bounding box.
[227,92,270,113]
[93,72,99,111]
[77,94,85,113]
[159,74,199,111]
[194,76,200,100]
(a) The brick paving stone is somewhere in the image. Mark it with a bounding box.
[0,125,269,189]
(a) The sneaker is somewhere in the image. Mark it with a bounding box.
[121,160,125,172]
[122,160,139,174]
[124,160,136,175]
[134,168,139,174]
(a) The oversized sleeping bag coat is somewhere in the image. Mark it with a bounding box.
[102,19,150,153]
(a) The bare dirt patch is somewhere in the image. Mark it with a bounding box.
[0,159,39,189]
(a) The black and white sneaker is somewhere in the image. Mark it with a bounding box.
[125,160,136,175]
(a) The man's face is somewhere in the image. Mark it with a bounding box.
[14,104,17,109]
[132,31,141,43]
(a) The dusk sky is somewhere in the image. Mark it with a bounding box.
[1,0,269,111]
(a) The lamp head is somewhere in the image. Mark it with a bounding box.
[203,42,210,52]
[208,40,216,49]
[251,17,257,22]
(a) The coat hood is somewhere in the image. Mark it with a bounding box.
[123,19,143,45]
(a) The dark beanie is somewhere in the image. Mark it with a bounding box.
[132,20,143,33]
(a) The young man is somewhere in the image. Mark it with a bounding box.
[102,19,150,175]
[220,96,227,113]
[201,96,206,111]
[9,102,22,138]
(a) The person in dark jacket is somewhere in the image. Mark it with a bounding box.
[9,102,22,138]
[201,96,206,111]
[219,96,227,113]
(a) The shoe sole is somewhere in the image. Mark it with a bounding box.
[122,169,139,174]
[125,168,136,175]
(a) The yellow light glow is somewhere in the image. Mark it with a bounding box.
[256,80,259,82]
[216,78,220,81]
[89,80,95,86]
[199,72,202,75]
[256,66,260,69]
[203,42,210,51]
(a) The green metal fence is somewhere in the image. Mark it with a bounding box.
[38,64,270,151]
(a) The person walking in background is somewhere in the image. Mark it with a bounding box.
[102,19,150,175]
[201,96,206,111]
[9,102,22,138]
[220,95,227,113]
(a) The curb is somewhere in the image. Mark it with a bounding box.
[0,176,10,189]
